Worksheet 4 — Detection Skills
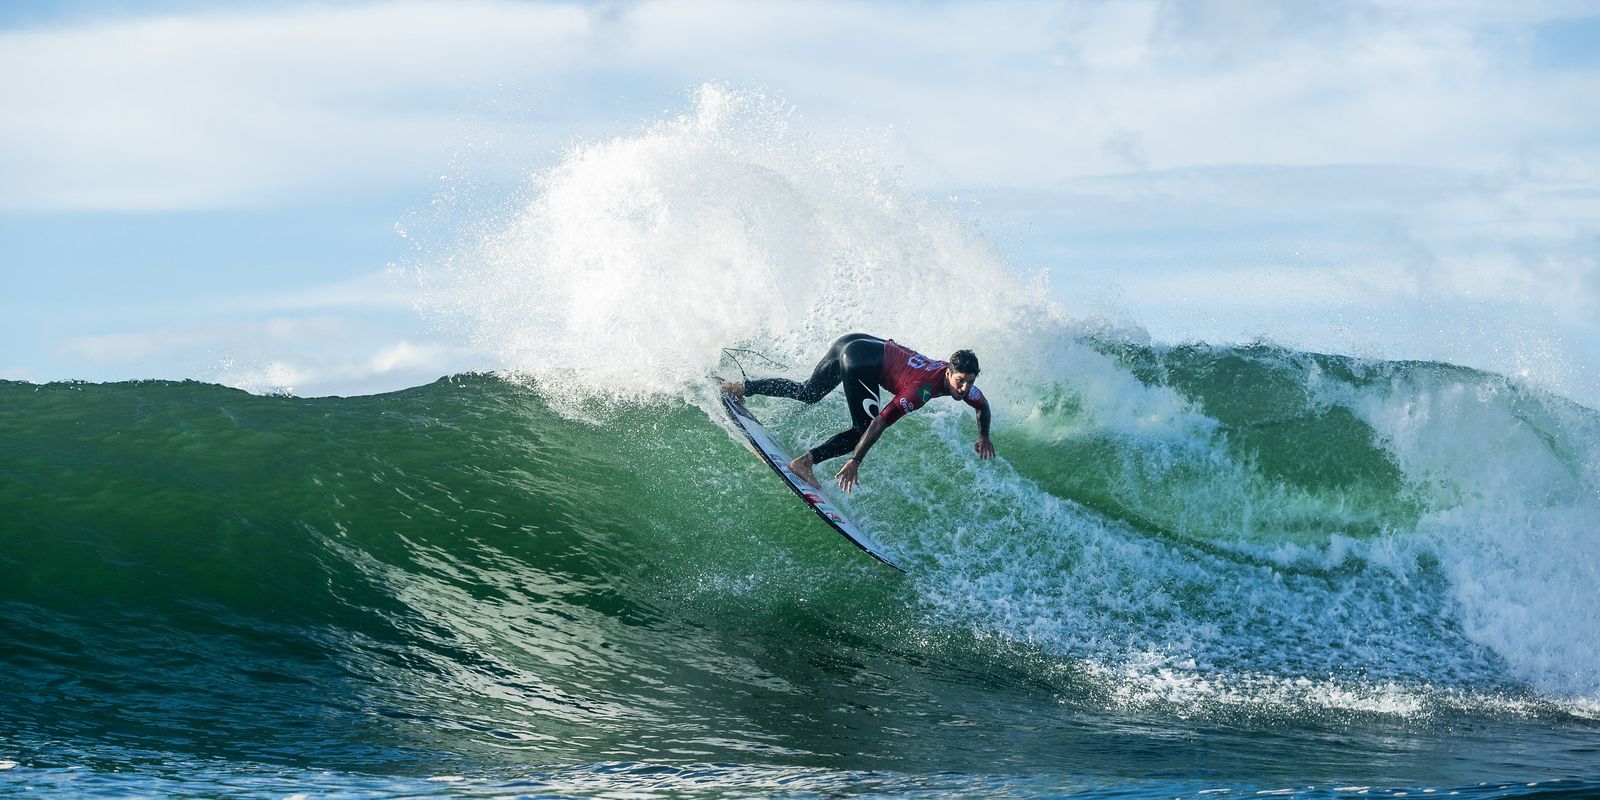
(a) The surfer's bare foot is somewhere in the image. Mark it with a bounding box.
[721,380,744,399]
[789,453,821,489]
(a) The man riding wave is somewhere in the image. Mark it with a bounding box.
[722,333,994,491]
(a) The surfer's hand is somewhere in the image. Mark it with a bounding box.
[720,380,744,399]
[975,435,995,460]
[836,458,861,493]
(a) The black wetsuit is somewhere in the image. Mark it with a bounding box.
[743,333,887,463]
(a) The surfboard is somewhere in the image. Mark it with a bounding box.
[718,387,906,572]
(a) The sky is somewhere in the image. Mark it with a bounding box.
[3,0,1598,402]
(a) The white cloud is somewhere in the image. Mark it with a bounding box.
[1085,249,1597,319]
[1,366,39,384]
[1111,264,1420,310]
[0,1,595,209]
[3,0,1596,210]
[216,338,463,396]
[55,315,477,395]
[59,316,353,363]
[220,268,423,313]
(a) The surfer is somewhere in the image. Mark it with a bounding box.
[722,333,994,492]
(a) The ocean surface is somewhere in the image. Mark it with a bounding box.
[4,347,1599,798]
[5,87,1599,797]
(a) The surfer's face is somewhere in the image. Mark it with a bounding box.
[948,370,977,397]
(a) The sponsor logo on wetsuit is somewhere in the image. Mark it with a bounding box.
[857,380,882,418]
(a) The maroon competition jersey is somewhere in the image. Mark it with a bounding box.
[876,340,989,427]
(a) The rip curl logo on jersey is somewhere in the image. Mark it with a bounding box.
[857,380,882,419]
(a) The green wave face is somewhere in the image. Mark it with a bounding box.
[1005,342,1427,546]
[2,355,1598,780]
[0,377,932,772]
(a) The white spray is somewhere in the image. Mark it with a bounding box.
[419,84,1600,710]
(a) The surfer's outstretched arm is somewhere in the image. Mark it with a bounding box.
[974,404,995,460]
[836,415,890,492]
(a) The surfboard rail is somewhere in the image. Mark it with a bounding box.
[718,389,905,572]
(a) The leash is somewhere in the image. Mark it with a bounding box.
[720,348,788,383]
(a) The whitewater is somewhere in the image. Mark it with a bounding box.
[3,86,1598,797]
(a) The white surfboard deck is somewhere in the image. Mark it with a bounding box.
[719,388,905,572]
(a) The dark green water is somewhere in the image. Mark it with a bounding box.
[3,348,1598,798]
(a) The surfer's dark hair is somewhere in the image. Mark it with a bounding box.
[948,349,980,375]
